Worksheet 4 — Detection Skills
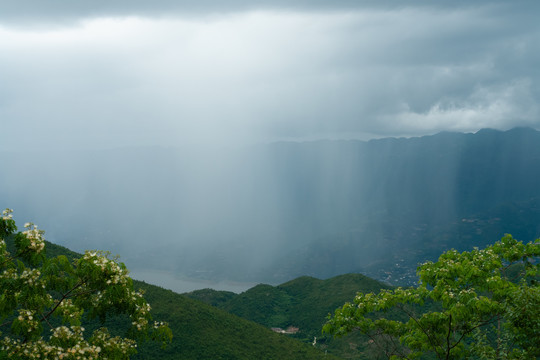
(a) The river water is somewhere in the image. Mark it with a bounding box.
[129,268,258,294]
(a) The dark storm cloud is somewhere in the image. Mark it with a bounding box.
[2,0,362,24]
[0,0,532,24]
[0,1,539,150]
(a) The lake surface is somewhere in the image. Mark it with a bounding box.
[130,268,259,294]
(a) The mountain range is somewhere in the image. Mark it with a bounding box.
[2,127,540,286]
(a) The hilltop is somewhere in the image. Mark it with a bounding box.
[186,273,395,358]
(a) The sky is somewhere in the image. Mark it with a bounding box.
[1,0,539,150]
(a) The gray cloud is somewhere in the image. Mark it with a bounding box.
[0,1,493,24]
[0,1,539,150]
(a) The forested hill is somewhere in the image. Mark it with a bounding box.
[36,240,340,360]
[43,236,394,359]
[2,127,540,285]
[185,273,394,358]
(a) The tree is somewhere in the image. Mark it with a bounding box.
[323,235,539,359]
[0,209,172,359]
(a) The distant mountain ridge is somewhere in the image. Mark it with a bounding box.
[2,127,540,285]
[249,127,540,283]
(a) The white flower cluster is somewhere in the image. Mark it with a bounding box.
[91,328,137,355]
[130,290,152,331]
[50,325,85,341]
[2,326,104,360]
[82,251,129,286]
[15,309,40,334]
[19,268,46,289]
[0,267,17,281]
[56,299,83,323]
[22,222,46,253]
[0,239,8,258]
[0,325,139,359]
[1,208,13,220]
[90,290,105,307]
[153,321,166,329]
[458,288,477,297]
[131,318,148,331]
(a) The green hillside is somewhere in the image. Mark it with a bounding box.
[186,273,395,359]
[23,239,341,360]
[131,281,339,360]
[184,288,237,307]
[38,237,397,358]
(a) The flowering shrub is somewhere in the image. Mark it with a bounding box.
[324,235,539,359]
[0,209,172,359]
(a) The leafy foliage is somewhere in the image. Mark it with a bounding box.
[0,209,172,359]
[324,235,540,359]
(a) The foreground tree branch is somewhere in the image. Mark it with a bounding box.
[0,208,172,359]
[323,234,540,359]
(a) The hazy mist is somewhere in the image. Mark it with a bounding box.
[2,1,540,291]
[3,128,540,292]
